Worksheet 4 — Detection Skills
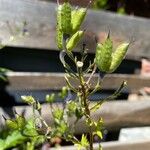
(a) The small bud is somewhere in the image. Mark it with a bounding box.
[61,86,68,99]
[46,93,55,103]
[66,30,84,51]
[21,96,35,105]
[71,8,87,33]
[109,43,129,73]
[95,35,113,72]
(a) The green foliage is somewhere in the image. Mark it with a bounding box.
[75,134,89,150]
[93,0,108,10]
[0,130,26,150]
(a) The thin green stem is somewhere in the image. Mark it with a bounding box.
[77,65,93,150]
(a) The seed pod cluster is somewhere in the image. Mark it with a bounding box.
[56,1,87,51]
[96,35,129,73]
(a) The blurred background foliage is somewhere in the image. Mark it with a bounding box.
[43,0,150,18]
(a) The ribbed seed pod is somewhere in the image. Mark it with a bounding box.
[96,36,113,72]
[60,2,72,34]
[109,43,129,73]
[66,30,84,51]
[71,8,87,33]
[56,5,63,49]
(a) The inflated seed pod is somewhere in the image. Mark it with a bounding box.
[71,8,87,33]
[109,43,129,73]
[95,36,113,72]
[60,2,72,34]
[66,30,84,51]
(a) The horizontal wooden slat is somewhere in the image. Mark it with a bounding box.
[50,140,150,150]
[6,72,150,92]
[0,0,150,58]
[1,100,150,132]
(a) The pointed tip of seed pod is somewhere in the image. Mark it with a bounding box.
[99,71,106,79]
[107,29,111,39]
[13,108,18,115]
[95,36,98,44]
[2,115,7,121]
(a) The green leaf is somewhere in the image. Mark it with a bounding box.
[23,120,38,137]
[53,108,64,122]
[0,139,5,150]
[94,131,103,139]
[5,119,18,130]
[57,121,68,135]
[75,134,89,150]
[1,130,27,150]
[67,101,77,116]
[80,134,89,147]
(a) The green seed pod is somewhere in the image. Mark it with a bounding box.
[71,8,87,33]
[66,30,84,51]
[5,119,18,130]
[59,2,72,34]
[56,5,63,49]
[95,35,113,72]
[109,43,129,73]
[56,25,63,50]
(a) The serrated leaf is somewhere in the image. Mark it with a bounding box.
[81,134,89,147]
[23,120,38,137]
[0,130,27,150]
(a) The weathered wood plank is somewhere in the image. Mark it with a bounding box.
[0,0,150,58]
[50,140,150,150]
[6,72,150,92]
[1,100,150,132]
